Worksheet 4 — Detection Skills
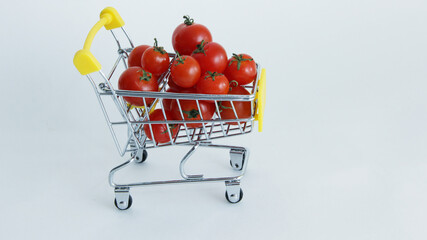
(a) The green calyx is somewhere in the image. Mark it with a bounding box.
[183,15,194,25]
[137,69,152,82]
[192,40,207,56]
[182,109,200,119]
[204,71,224,81]
[153,38,167,55]
[229,53,253,70]
[174,52,187,66]
[161,124,178,134]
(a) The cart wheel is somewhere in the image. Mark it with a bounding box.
[114,195,133,210]
[135,150,148,163]
[225,188,243,204]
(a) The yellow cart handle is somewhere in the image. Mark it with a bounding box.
[255,68,266,132]
[73,7,125,75]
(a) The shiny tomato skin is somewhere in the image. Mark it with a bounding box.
[141,44,170,76]
[143,109,180,144]
[172,21,212,55]
[218,86,252,125]
[191,42,227,73]
[118,67,158,107]
[171,99,215,128]
[170,55,201,88]
[127,45,150,67]
[224,54,257,85]
[196,72,229,95]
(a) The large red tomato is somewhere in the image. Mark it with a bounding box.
[191,41,227,73]
[172,15,212,55]
[224,53,257,85]
[127,45,150,67]
[218,85,252,125]
[171,99,215,128]
[118,67,158,107]
[170,54,201,88]
[141,38,170,76]
[196,71,229,95]
[143,109,180,144]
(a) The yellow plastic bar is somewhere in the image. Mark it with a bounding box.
[83,17,110,51]
[255,68,266,132]
[73,7,125,75]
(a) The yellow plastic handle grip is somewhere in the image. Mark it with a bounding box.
[73,7,125,75]
[255,68,266,132]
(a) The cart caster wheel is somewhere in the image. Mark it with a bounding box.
[114,195,133,210]
[135,150,148,163]
[225,188,243,204]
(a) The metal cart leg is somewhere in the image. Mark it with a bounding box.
[109,157,134,210]
[179,142,204,180]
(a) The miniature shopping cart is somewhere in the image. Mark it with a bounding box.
[73,7,266,210]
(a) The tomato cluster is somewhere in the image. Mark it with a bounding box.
[118,15,257,144]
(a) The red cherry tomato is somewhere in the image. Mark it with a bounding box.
[162,87,196,112]
[172,15,212,55]
[218,85,252,125]
[118,67,158,107]
[191,41,227,73]
[170,54,201,88]
[143,109,180,144]
[196,71,229,95]
[141,38,170,76]
[171,99,215,128]
[163,79,196,111]
[127,45,150,67]
[224,53,257,85]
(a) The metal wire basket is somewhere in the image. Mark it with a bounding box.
[73,7,266,210]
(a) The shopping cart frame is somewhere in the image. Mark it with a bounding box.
[74,7,266,210]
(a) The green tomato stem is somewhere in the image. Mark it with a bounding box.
[182,109,200,119]
[229,53,253,70]
[183,15,194,25]
[137,69,152,82]
[204,71,224,81]
[192,40,207,56]
[153,38,167,55]
[174,52,186,66]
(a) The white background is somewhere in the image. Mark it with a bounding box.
[1,0,427,239]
